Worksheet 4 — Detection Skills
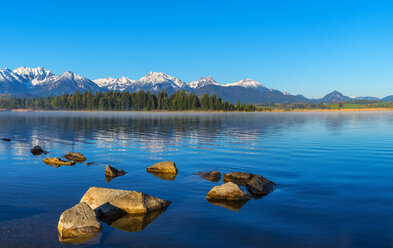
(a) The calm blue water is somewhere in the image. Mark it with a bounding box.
[1,111,393,248]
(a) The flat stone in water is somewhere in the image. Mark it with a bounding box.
[43,157,75,167]
[64,152,86,162]
[146,161,178,174]
[206,182,251,201]
[246,175,276,197]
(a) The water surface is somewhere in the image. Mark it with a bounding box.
[1,111,393,248]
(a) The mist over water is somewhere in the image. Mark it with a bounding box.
[1,111,393,248]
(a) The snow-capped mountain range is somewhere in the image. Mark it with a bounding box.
[0,66,387,103]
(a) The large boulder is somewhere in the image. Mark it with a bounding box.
[80,187,171,215]
[105,165,127,178]
[31,145,47,155]
[246,175,276,197]
[147,161,177,174]
[64,152,86,162]
[80,187,129,210]
[223,172,254,186]
[206,182,250,201]
[96,191,171,216]
[57,202,102,240]
[197,171,221,182]
[43,157,75,167]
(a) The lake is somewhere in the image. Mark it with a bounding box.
[1,111,393,248]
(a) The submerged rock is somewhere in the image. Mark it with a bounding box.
[43,157,75,166]
[246,175,276,197]
[146,161,178,174]
[207,199,249,212]
[147,171,177,181]
[86,162,95,166]
[64,152,86,162]
[105,165,127,178]
[105,209,167,232]
[206,182,250,201]
[57,202,102,240]
[1,138,11,142]
[197,171,221,182]
[223,172,254,186]
[31,145,47,155]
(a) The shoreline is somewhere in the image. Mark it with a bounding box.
[1,108,393,113]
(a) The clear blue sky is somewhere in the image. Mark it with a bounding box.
[1,0,393,98]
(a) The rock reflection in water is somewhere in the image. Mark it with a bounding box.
[101,209,167,232]
[59,232,101,245]
[207,199,249,212]
[147,171,177,181]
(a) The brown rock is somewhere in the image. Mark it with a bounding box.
[57,202,102,240]
[31,145,47,155]
[246,175,276,197]
[80,187,129,210]
[223,172,254,186]
[206,182,251,201]
[147,161,177,174]
[105,165,127,178]
[43,157,75,166]
[197,171,221,182]
[64,152,86,162]
[96,191,171,215]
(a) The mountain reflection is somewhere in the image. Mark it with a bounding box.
[0,112,359,155]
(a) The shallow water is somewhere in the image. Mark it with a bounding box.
[1,111,393,248]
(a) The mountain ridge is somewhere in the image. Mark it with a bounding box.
[0,66,389,103]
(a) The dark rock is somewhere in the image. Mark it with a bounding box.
[86,162,95,166]
[246,175,276,197]
[197,171,221,182]
[1,138,11,142]
[31,145,47,155]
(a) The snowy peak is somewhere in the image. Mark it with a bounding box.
[93,76,135,91]
[320,90,351,103]
[13,66,53,86]
[189,76,219,89]
[223,79,264,88]
[0,68,23,83]
[136,71,186,88]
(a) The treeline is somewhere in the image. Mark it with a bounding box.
[0,90,257,111]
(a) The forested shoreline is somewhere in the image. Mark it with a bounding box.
[0,90,257,112]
